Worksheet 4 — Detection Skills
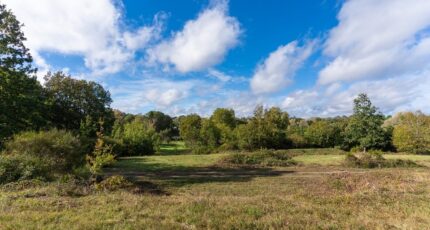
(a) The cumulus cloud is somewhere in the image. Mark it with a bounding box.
[319,0,430,84]
[250,41,314,94]
[3,0,162,76]
[148,1,241,73]
[283,72,430,117]
[109,78,205,113]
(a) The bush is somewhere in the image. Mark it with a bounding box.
[221,149,297,167]
[0,154,52,184]
[4,129,85,171]
[344,152,418,168]
[87,135,116,174]
[94,175,133,191]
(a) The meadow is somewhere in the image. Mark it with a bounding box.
[1,143,430,229]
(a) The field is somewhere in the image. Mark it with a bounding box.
[2,145,430,229]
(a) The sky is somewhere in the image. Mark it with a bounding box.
[3,0,430,117]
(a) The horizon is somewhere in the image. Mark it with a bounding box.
[3,0,430,118]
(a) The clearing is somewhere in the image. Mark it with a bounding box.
[1,147,430,229]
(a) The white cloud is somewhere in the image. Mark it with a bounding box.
[208,68,231,82]
[148,1,241,73]
[250,41,314,94]
[110,78,200,113]
[319,0,430,84]
[283,72,430,117]
[3,0,162,76]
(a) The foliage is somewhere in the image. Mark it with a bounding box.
[221,149,297,167]
[179,114,202,148]
[94,175,133,191]
[87,130,116,174]
[0,4,47,144]
[4,129,85,171]
[121,118,158,155]
[210,108,237,149]
[343,94,391,151]
[44,71,114,136]
[210,108,236,129]
[344,152,418,168]
[305,120,334,147]
[0,154,52,184]
[145,111,173,132]
[198,119,221,152]
[392,111,430,154]
[234,106,289,150]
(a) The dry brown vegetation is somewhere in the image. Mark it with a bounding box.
[1,152,430,229]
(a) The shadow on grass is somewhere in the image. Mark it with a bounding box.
[105,159,293,189]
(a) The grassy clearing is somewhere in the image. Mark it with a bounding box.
[113,153,227,172]
[1,149,430,229]
[157,141,189,155]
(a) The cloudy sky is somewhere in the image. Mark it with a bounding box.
[4,0,430,117]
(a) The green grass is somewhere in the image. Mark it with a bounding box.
[2,149,430,229]
[157,141,189,155]
[113,153,227,172]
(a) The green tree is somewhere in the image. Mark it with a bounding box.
[392,111,430,154]
[235,106,289,150]
[210,108,236,129]
[44,71,114,136]
[121,118,158,156]
[199,119,221,150]
[145,111,173,132]
[304,119,344,148]
[210,108,237,149]
[343,94,391,151]
[179,114,202,148]
[0,4,47,144]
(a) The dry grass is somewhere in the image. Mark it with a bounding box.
[1,151,430,229]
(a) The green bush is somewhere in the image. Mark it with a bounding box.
[87,136,116,174]
[0,154,52,184]
[5,129,85,171]
[345,152,418,168]
[94,175,133,191]
[221,149,297,167]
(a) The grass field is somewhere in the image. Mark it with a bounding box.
[2,147,430,229]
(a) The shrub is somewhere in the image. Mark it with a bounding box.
[344,152,418,168]
[4,129,85,171]
[87,135,116,174]
[221,149,297,167]
[0,154,52,184]
[94,175,133,191]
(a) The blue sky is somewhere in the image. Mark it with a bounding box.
[4,0,430,117]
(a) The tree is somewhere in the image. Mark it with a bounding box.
[178,114,202,148]
[121,118,158,156]
[343,94,391,151]
[392,111,430,154]
[210,108,236,129]
[304,119,345,148]
[234,106,289,150]
[145,111,173,132]
[44,71,114,136]
[199,119,221,150]
[145,111,175,142]
[0,4,47,144]
[210,108,237,149]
